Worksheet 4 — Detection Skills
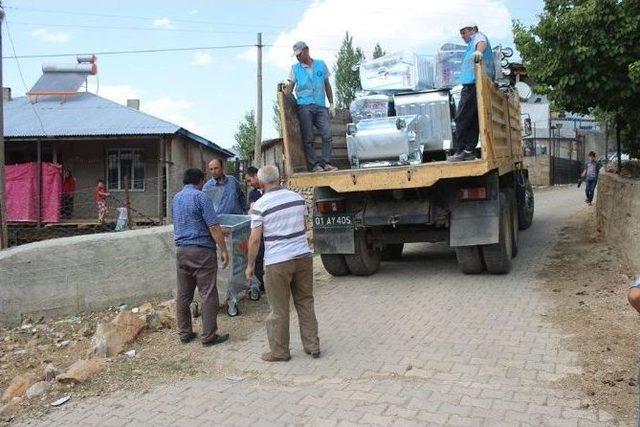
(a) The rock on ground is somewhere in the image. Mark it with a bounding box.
[56,358,106,384]
[25,381,49,398]
[89,311,146,357]
[1,374,41,402]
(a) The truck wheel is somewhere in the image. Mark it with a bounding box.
[455,246,484,274]
[516,178,534,230]
[344,231,381,276]
[381,244,404,261]
[482,193,513,274]
[504,188,519,258]
[320,254,351,276]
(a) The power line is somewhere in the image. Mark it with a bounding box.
[1,44,262,60]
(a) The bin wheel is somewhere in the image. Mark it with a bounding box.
[227,302,240,317]
[249,287,261,301]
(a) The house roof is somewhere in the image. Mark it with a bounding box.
[4,92,235,157]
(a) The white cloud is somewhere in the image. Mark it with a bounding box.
[92,84,141,105]
[30,28,71,44]
[240,0,511,70]
[153,17,174,30]
[191,51,212,67]
[143,96,210,137]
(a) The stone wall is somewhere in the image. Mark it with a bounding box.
[596,171,640,273]
[0,226,177,327]
[524,155,551,186]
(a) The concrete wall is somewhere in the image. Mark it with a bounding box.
[596,172,640,273]
[524,155,551,186]
[0,226,177,327]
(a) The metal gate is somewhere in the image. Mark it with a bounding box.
[550,137,584,185]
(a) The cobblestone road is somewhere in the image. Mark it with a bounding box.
[29,187,617,426]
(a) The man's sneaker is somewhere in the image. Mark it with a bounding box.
[311,164,324,173]
[447,150,476,162]
[180,332,197,344]
[323,163,338,172]
[202,333,230,347]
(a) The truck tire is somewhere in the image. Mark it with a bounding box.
[344,230,381,276]
[320,254,351,276]
[455,246,484,274]
[516,178,534,230]
[504,188,519,258]
[381,243,404,261]
[482,193,513,274]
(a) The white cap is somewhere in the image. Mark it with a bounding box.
[459,21,478,31]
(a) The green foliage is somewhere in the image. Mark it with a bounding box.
[232,110,256,161]
[272,100,282,137]
[513,0,640,159]
[334,32,365,109]
[372,43,386,59]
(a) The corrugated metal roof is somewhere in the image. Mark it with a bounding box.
[4,92,234,157]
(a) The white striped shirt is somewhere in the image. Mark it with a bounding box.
[250,187,311,266]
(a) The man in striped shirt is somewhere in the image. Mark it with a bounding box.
[245,165,320,362]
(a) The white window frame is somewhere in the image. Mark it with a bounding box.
[107,148,145,192]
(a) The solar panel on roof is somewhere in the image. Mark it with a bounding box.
[27,72,88,96]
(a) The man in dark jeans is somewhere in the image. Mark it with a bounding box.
[286,41,337,172]
[581,151,601,205]
[448,22,495,162]
[172,168,230,346]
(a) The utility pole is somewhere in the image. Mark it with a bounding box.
[253,32,263,167]
[0,5,8,249]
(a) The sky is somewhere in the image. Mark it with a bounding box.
[1,0,545,154]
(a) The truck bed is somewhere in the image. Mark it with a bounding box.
[278,62,524,193]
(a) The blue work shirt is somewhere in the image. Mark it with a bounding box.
[459,32,495,85]
[289,59,330,106]
[202,175,246,215]
[172,184,219,249]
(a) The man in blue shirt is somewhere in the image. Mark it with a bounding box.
[286,41,338,173]
[244,166,265,291]
[172,168,230,347]
[202,158,246,214]
[448,22,495,162]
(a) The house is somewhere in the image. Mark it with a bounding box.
[3,63,234,225]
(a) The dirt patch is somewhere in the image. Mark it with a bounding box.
[538,208,639,424]
[0,295,270,424]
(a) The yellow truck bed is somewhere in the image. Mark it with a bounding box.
[278,62,524,193]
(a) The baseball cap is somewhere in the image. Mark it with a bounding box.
[292,41,308,56]
[459,21,477,31]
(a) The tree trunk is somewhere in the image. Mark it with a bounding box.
[616,122,622,174]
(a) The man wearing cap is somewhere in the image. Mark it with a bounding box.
[286,41,338,173]
[448,22,495,162]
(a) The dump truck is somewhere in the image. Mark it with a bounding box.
[277,60,534,276]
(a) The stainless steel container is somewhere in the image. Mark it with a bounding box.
[346,115,422,168]
[393,90,454,152]
[359,51,435,92]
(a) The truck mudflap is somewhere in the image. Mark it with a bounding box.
[449,173,500,247]
[312,214,356,254]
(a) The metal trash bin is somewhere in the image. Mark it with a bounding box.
[216,214,261,316]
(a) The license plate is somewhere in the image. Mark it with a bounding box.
[313,215,354,229]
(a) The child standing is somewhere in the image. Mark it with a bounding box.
[95,179,110,223]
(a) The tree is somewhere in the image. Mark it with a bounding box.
[233,110,257,161]
[272,100,283,137]
[513,0,640,168]
[372,43,386,59]
[334,32,365,109]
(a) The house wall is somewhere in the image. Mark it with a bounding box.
[523,155,551,186]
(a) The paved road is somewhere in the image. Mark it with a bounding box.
[32,186,616,426]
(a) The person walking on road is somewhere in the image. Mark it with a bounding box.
[245,166,265,292]
[286,41,338,173]
[203,158,246,214]
[448,21,495,162]
[581,151,601,205]
[172,168,230,347]
[245,165,320,362]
